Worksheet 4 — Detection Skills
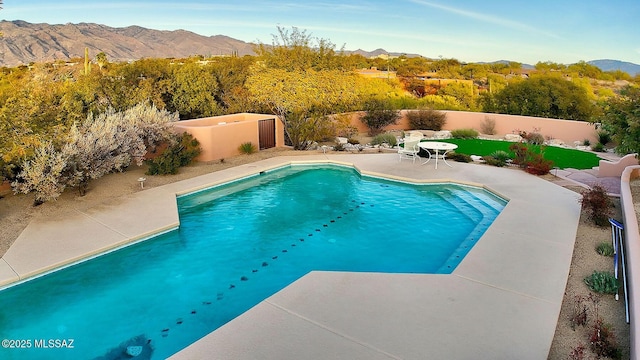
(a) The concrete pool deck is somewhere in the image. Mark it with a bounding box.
[0,153,582,359]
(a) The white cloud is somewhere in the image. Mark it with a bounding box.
[408,0,560,39]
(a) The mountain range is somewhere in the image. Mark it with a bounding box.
[0,20,638,76]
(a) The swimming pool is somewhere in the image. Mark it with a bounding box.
[0,164,506,359]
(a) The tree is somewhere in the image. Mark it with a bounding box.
[208,56,256,113]
[95,52,108,70]
[101,58,173,111]
[483,75,595,120]
[247,67,359,149]
[254,26,345,71]
[438,81,475,110]
[599,85,640,155]
[535,61,567,73]
[169,61,220,119]
[567,61,603,79]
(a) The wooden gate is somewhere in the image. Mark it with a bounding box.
[258,118,276,150]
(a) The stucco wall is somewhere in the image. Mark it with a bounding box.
[348,110,599,145]
[620,166,640,360]
[173,113,284,162]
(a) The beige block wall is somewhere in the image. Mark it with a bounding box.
[620,166,640,359]
[348,110,599,145]
[174,113,284,162]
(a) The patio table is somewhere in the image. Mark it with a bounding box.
[418,141,458,169]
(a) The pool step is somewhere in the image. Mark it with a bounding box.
[434,188,506,273]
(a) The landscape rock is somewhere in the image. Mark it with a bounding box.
[432,130,452,139]
[547,139,566,147]
[504,134,523,142]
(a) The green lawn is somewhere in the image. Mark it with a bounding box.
[429,138,603,170]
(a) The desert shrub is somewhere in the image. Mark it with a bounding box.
[482,156,502,167]
[406,109,446,130]
[359,99,401,135]
[584,271,618,294]
[12,143,68,205]
[580,184,613,226]
[597,130,612,146]
[524,152,554,175]
[590,319,622,358]
[509,143,529,167]
[596,242,615,257]
[480,116,497,135]
[13,104,179,202]
[347,138,360,145]
[484,152,512,167]
[508,143,554,175]
[447,152,472,163]
[570,294,593,331]
[520,131,545,145]
[592,142,605,152]
[333,142,345,151]
[238,142,256,154]
[450,128,479,139]
[583,139,591,146]
[569,343,586,360]
[370,133,398,147]
[146,133,201,175]
[333,113,358,139]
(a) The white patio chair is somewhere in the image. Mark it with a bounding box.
[398,137,421,163]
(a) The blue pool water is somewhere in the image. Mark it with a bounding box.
[0,165,506,359]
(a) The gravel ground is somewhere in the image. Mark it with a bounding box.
[0,149,634,359]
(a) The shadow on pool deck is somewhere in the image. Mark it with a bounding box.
[0,154,582,360]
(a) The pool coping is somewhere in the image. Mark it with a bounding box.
[0,153,581,359]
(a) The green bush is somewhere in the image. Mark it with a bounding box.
[238,142,256,154]
[483,156,506,167]
[447,152,472,163]
[596,242,615,257]
[450,128,479,139]
[597,130,612,145]
[584,271,618,294]
[146,133,201,175]
[484,150,511,167]
[406,109,446,130]
[370,133,397,147]
[592,142,605,152]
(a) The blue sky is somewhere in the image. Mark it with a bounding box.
[2,0,639,65]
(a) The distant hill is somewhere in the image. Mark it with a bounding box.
[588,59,640,76]
[348,48,424,59]
[478,60,535,69]
[0,20,255,67]
[1,20,638,76]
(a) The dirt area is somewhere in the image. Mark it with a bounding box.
[0,148,635,359]
[547,186,630,359]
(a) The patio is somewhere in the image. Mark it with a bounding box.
[0,153,581,359]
